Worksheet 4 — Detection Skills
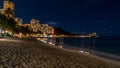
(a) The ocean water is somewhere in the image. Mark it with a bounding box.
[62,37,120,56]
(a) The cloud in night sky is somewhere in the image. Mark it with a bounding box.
[1,0,119,35]
[47,22,58,26]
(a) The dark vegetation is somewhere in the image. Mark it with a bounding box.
[0,13,42,36]
[54,27,72,35]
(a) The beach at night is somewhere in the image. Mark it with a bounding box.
[0,38,120,68]
[1,0,120,67]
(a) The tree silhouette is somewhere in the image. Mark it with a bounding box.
[0,13,17,33]
[4,8,14,18]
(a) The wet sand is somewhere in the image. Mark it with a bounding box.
[0,38,120,68]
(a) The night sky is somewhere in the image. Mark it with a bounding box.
[0,0,120,36]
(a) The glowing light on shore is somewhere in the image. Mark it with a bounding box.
[0,38,20,42]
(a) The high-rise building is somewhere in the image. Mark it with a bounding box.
[30,19,40,32]
[15,17,22,26]
[40,24,48,34]
[91,33,97,37]
[40,24,54,35]
[47,26,54,34]
[3,0,15,18]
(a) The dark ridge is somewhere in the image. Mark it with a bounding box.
[54,27,72,35]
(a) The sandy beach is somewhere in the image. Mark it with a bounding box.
[0,38,120,68]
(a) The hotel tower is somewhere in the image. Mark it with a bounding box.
[3,0,15,18]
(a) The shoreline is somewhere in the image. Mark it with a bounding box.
[62,45,120,64]
[1,37,120,63]
[49,45,120,66]
[36,37,120,65]
[0,37,120,67]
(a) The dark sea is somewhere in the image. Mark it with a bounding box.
[62,37,120,56]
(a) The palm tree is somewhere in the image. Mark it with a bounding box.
[0,13,17,35]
